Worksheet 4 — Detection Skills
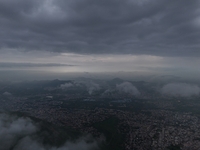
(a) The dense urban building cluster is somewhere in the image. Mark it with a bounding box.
[1,79,200,150]
[0,94,200,150]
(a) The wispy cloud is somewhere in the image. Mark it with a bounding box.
[0,62,75,68]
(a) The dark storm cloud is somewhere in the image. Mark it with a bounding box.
[0,0,200,56]
[0,62,75,68]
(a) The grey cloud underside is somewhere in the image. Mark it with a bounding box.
[0,0,200,56]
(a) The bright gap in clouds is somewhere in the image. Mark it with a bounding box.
[0,50,200,81]
[0,51,165,72]
[52,53,165,73]
[55,53,200,77]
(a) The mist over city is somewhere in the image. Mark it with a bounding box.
[0,0,200,149]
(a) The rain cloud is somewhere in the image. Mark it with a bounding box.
[0,0,200,56]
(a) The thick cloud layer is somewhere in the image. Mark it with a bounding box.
[0,0,200,56]
[161,83,200,97]
[0,113,98,150]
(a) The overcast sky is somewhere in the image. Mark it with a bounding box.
[0,0,200,80]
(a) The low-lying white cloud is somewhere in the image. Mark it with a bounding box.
[0,113,98,150]
[116,82,140,95]
[60,83,73,89]
[161,83,200,97]
[60,81,101,95]
[2,92,12,96]
[14,136,97,150]
[0,113,38,150]
[86,82,100,95]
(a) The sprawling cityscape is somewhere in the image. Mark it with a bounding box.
[1,79,200,150]
[1,0,200,149]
